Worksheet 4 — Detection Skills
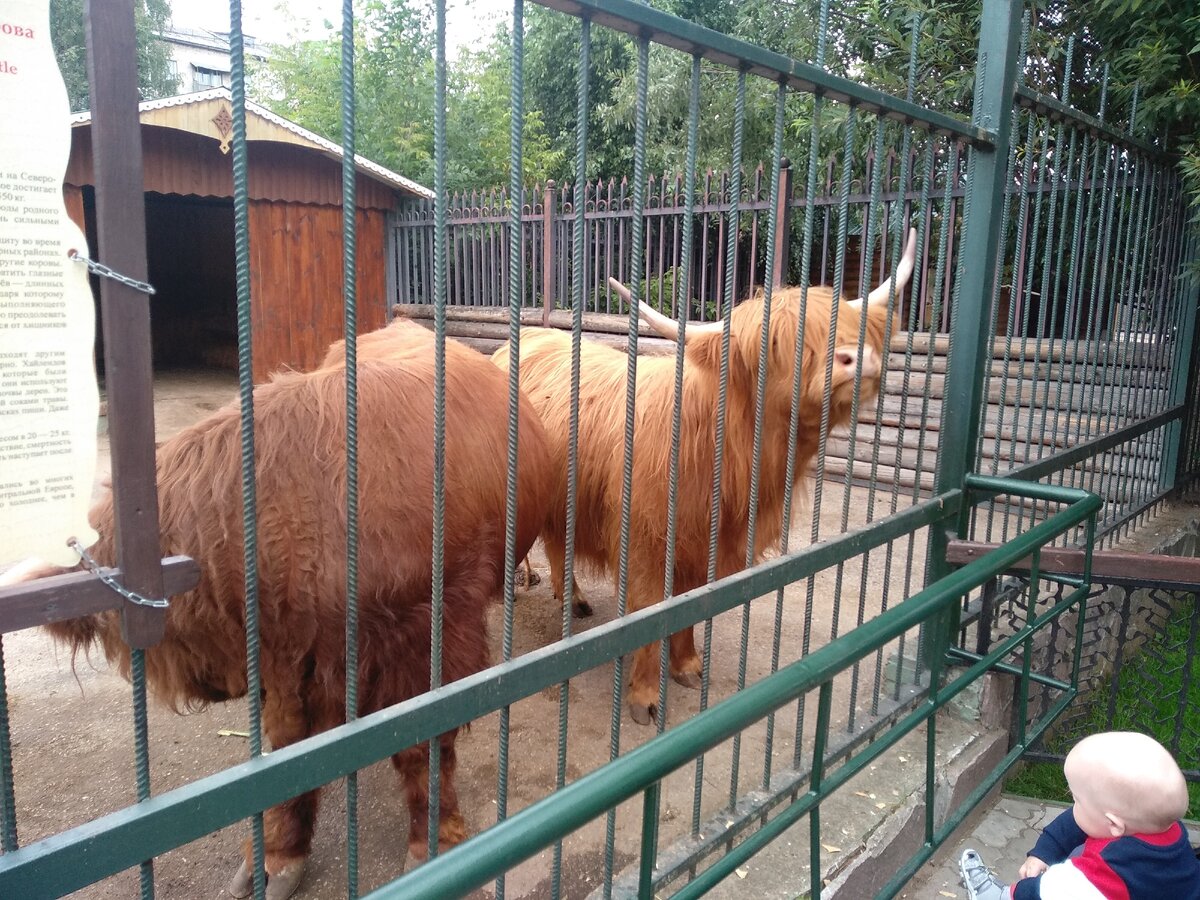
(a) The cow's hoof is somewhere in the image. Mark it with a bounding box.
[572,598,594,618]
[629,702,656,726]
[226,859,305,900]
[265,862,306,900]
[672,671,702,690]
[227,861,253,899]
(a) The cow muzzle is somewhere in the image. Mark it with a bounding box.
[834,344,880,381]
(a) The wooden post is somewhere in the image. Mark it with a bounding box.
[541,180,556,325]
[772,157,793,288]
[85,0,167,648]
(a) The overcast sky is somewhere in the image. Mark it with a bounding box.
[168,0,508,52]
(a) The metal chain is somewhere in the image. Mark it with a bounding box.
[67,250,156,295]
[67,538,169,609]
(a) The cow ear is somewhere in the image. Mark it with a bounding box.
[686,329,742,376]
[866,301,900,349]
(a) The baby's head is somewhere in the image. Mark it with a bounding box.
[1063,731,1188,838]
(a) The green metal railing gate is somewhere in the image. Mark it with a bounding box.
[0,0,1197,898]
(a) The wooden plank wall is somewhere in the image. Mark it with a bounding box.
[250,201,389,381]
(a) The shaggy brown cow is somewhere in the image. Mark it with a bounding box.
[3,319,553,899]
[492,229,916,725]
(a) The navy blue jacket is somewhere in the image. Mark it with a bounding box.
[1012,807,1200,899]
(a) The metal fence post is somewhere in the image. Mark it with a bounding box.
[1162,227,1200,489]
[924,0,1023,631]
[772,158,793,288]
[542,179,556,324]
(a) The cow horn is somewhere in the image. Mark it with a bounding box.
[0,555,65,586]
[848,226,918,310]
[606,277,724,340]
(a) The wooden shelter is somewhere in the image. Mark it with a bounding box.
[63,87,432,382]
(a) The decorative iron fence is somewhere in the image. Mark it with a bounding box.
[393,160,941,325]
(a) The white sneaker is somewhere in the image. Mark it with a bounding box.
[960,848,1008,900]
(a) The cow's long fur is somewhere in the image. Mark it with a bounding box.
[29,319,554,887]
[492,276,899,723]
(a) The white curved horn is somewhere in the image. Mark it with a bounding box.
[607,277,723,340]
[0,555,65,587]
[865,226,918,306]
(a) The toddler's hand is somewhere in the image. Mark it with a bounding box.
[1018,855,1048,879]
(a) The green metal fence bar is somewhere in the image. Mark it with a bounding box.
[842,118,898,728]
[531,0,992,144]
[899,139,960,691]
[360,479,1099,900]
[809,682,833,899]
[549,15,591,899]
[625,670,932,897]
[1005,406,1184,485]
[874,130,935,716]
[769,0,830,777]
[758,0,825,796]
[0,486,960,899]
[979,10,1029,516]
[830,117,887,655]
[495,1,526,895]
[795,92,857,765]
[1025,71,1069,496]
[1014,84,1167,161]
[1080,126,1125,511]
[128,651,153,898]
[1009,117,1044,470]
[337,0,362,888]
[681,50,713,840]
[652,36,700,896]
[1061,68,1110,510]
[1092,92,1143,537]
[1102,139,1151,538]
[602,24,651,899]
[728,77,786,811]
[428,0,449,871]
[700,63,739,811]
[1042,47,1084,508]
[1023,124,1067,493]
[1163,227,1200,487]
[924,0,1023,647]
[1151,182,1189,466]
[1117,152,1161,536]
[1127,164,1178,531]
[850,14,920,721]
[228,0,267,894]
[986,92,1036,543]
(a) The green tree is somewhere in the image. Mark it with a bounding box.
[252,0,562,190]
[252,0,437,181]
[445,29,566,189]
[50,0,179,112]
[1069,0,1200,212]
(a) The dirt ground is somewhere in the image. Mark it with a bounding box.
[3,368,952,899]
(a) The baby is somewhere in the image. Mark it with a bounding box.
[960,731,1200,899]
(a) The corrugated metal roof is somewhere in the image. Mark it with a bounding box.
[69,87,434,200]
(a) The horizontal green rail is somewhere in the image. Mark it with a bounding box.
[0,491,960,898]
[999,406,1182,485]
[1015,84,1169,160]
[684,553,1095,900]
[362,478,1099,900]
[534,0,993,145]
